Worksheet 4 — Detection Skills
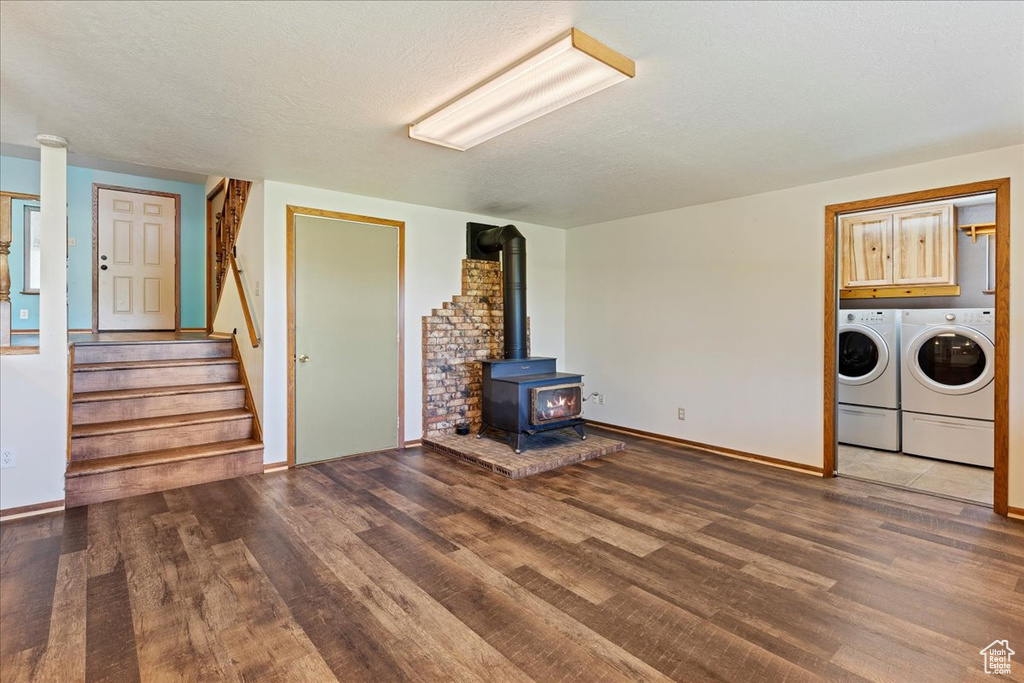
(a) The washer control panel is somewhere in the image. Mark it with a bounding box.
[845,311,887,323]
[902,309,994,325]
[961,311,994,325]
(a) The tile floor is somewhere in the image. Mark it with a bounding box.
[838,444,993,505]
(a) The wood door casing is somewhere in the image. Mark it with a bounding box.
[891,204,956,285]
[840,213,892,288]
[92,184,181,332]
[290,209,405,464]
[824,178,1010,517]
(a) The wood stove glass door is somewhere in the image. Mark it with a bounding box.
[294,215,400,463]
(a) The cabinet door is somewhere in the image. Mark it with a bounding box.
[892,205,955,285]
[840,213,892,288]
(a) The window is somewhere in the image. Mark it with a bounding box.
[22,205,41,294]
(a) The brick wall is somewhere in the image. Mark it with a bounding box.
[422,259,528,437]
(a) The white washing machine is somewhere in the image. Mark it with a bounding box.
[837,309,901,451]
[900,308,995,467]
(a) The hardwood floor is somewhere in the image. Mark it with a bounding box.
[2,427,1022,682]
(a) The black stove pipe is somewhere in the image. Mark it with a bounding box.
[476,224,527,360]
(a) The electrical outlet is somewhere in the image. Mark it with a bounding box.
[677,408,686,421]
[254,280,260,296]
[19,309,28,320]
[595,393,605,405]
[0,449,15,469]
[67,237,77,247]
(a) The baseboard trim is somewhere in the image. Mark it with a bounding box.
[263,461,288,472]
[0,499,65,521]
[1008,506,1024,521]
[586,420,824,476]
[404,439,422,448]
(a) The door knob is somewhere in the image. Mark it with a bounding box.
[298,354,310,363]
[100,265,108,270]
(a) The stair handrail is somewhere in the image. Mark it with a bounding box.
[228,251,260,348]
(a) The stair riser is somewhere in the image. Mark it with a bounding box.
[73,389,247,425]
[72,418,253,461]
[74,363,239,393]
[73,341,232,364]
[65,449,264,507]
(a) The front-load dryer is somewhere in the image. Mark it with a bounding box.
[837,309,901,451]
[900,308,995,466]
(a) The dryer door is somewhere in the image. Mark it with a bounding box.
[907,325,994,395]
[838,324,889,386]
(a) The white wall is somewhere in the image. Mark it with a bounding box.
[566,144,1024,507]
[262,181,566,462]
[0,145,68,510]
[212,181,265,420]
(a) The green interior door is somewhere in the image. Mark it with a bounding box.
[294,214,399,464]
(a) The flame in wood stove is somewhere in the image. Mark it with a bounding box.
[541,391,578,420]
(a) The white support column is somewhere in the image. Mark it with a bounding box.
[0,137,70,511]
[38,139,68,357]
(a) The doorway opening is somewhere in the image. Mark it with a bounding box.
[205,179,226,332]
[285,206,405,466]
[91,184,181,332]
[823,179,1010,514]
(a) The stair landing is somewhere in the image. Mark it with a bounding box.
[65,333,264,507]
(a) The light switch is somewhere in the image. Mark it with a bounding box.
[67,237,77,247]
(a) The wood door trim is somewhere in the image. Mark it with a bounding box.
[824,178,1010,516]
[92,184,181,333]
[205,179,227,333]
[286,205,406,467]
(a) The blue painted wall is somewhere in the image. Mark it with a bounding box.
[0,155,207,329]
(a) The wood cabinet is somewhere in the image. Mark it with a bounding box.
[841,214,892,288]
[840,203,957,295]
[891,205,956,285]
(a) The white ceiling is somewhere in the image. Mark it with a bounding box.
[1,1,1021,228]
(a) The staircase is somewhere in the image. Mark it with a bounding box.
[65,336,264,507]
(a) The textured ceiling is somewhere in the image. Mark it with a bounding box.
[1,1,1021,228]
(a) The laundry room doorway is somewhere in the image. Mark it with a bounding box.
[823,180,1010,514]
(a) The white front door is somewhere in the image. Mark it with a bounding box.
[97,188,176,330]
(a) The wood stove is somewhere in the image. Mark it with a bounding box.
[480,357,585,453]
[469,223,586,453]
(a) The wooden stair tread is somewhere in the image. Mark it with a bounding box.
[66,439,263,476]
[74,357,238,372]
[72,336,229,345]
[72,409,251,437]
[73,382,245,403]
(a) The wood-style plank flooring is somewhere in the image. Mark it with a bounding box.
[2,428,1023,682]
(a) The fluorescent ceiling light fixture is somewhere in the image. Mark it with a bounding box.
[408,28,635,151]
